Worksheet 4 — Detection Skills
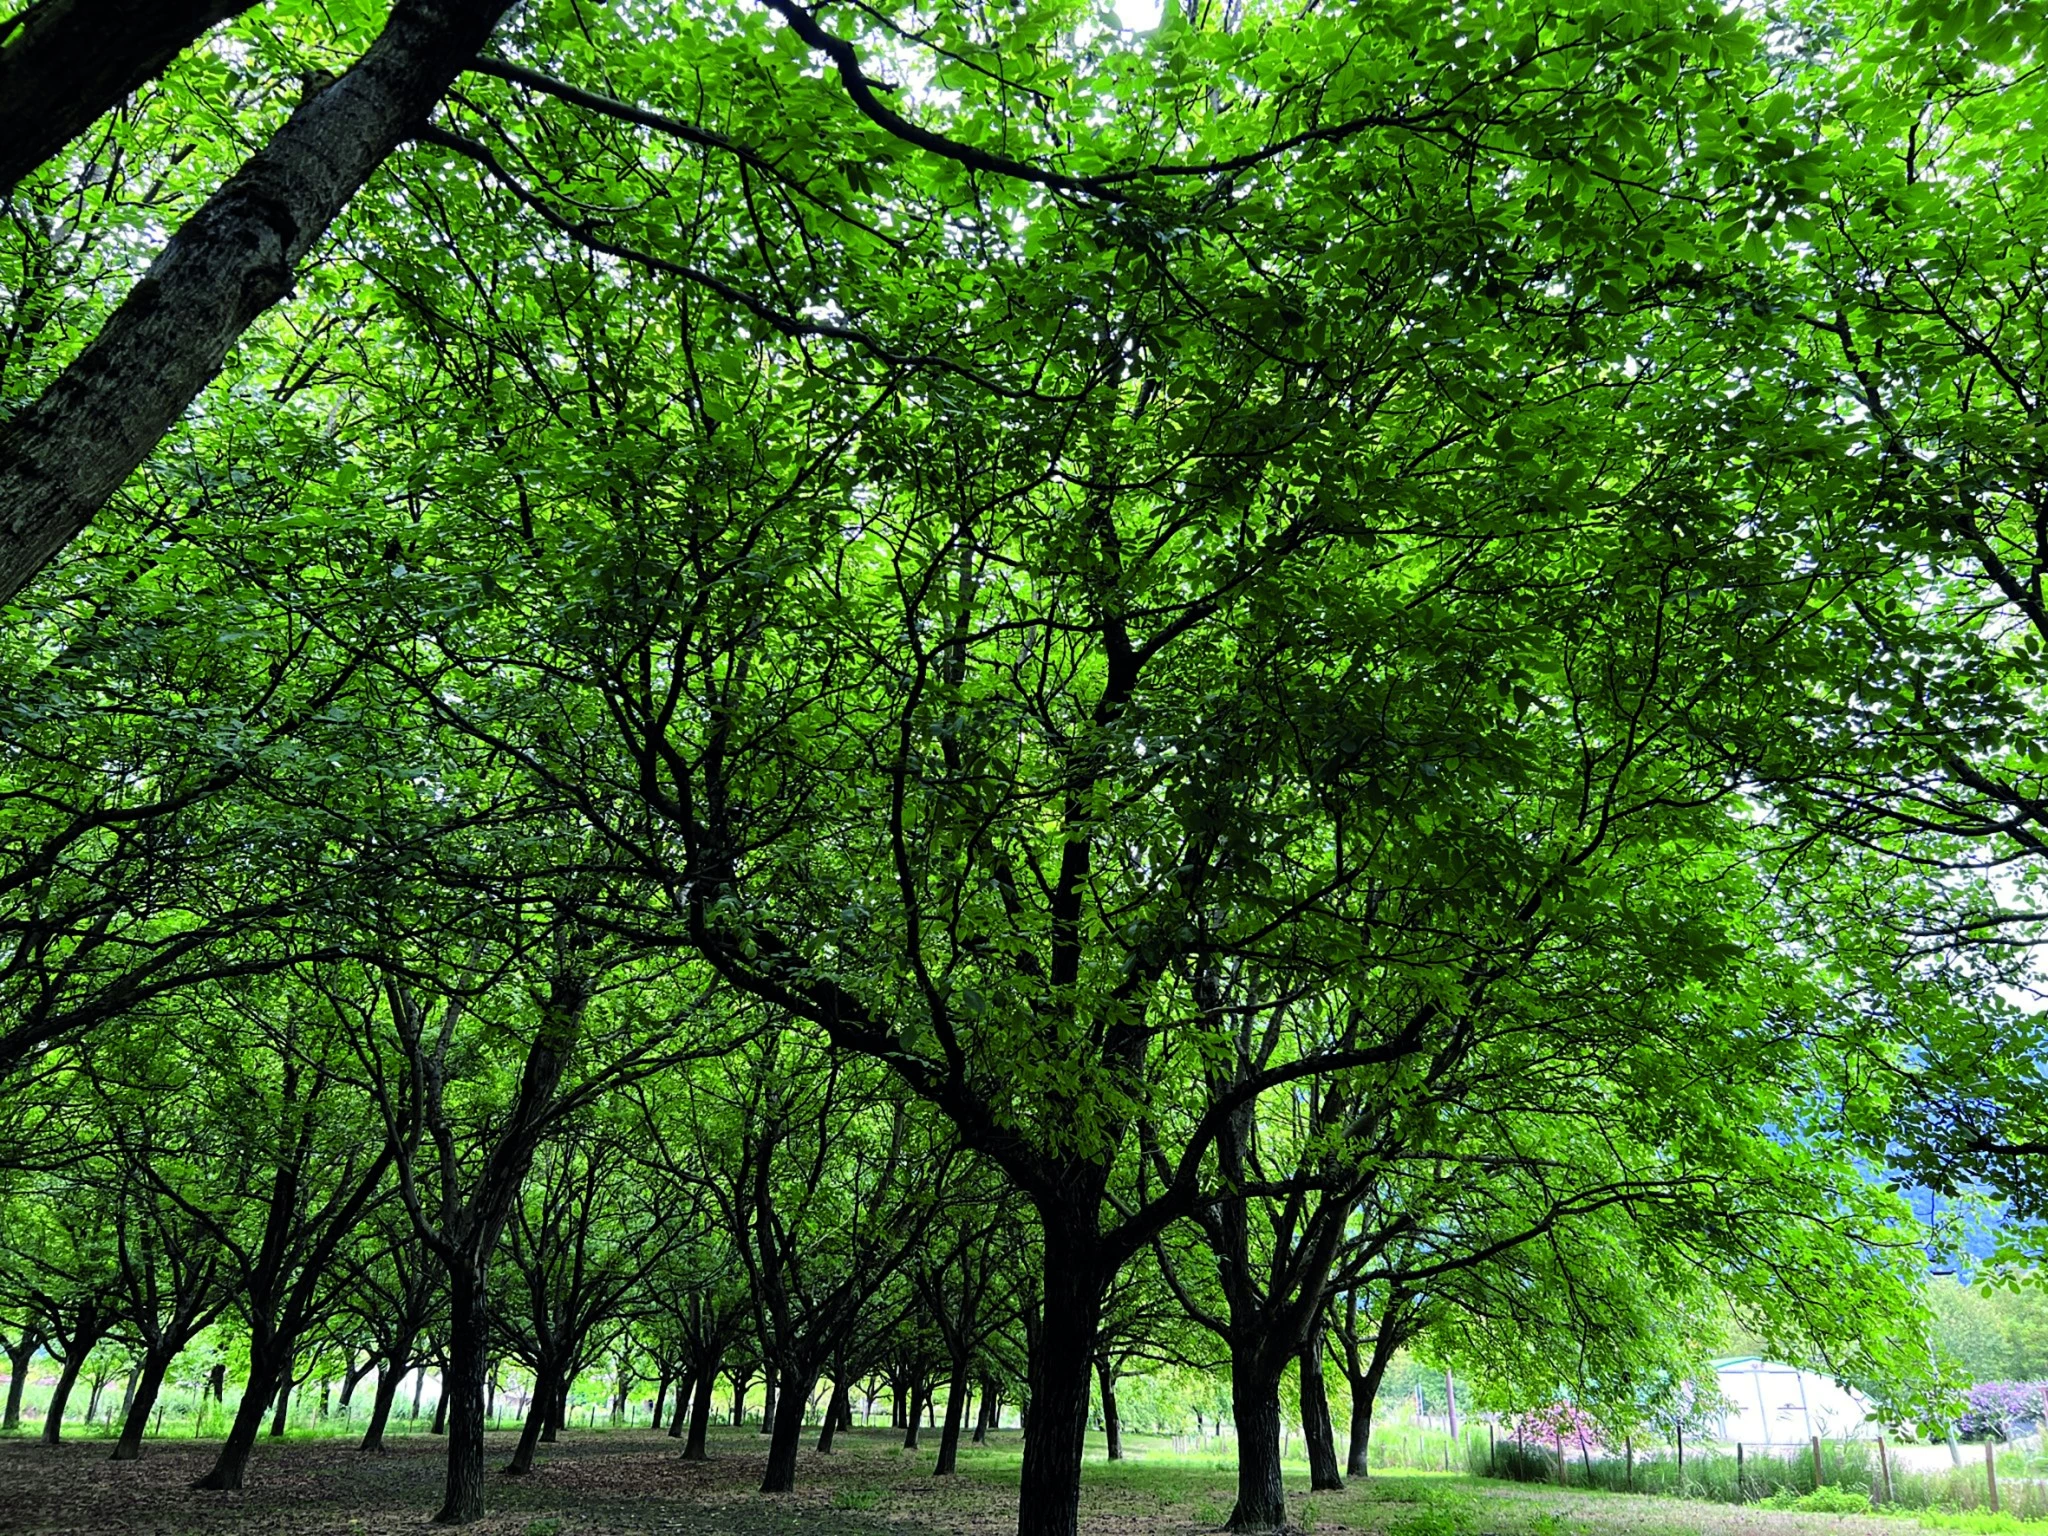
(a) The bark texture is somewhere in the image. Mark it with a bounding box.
[1299,1336,1343,1491]
[1015,1246,1105,1536]
[0,0,258,194]
[1228,1372,1287,1532]
[0,0,519,606]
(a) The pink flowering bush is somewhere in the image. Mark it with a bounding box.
[1956,1381,2048,1441]
[1508,1404,1603,1451]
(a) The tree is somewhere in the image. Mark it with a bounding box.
[0,0,259,196]
[496,1121,677,1475]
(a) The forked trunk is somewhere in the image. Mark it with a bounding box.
[1343,1307,1400,1479]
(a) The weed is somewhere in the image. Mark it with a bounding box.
[523,1521,562,1536]
[834,1487,885,1511]
[1758,1488,1871,1515]
[1918,1514,2048,1535]
[1389,1491,1477,1536]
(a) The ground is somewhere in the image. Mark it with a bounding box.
[0,1426,1971,1536]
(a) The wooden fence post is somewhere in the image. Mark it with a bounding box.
[1737,1443,1745,1502]
[1626,1437,1634,1493]
[1811,1434,1825,1488]
[1987,1440,2001,1514]
[1489,1422,1496,1476]
[1676,1424,1685,1490]
[1878,1436,1892,1505]
[1556,1429,1566,1486]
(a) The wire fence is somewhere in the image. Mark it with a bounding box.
[1477,1431,2048,1516]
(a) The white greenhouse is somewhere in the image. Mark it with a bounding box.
[1711,1357,1876,1444]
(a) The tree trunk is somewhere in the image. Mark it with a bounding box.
[1300,1336,1342,1491]
[432,1267,490,1524]
[0,0,524,616]
[760,1365,817,1492]
[192,1336,287,1490]
[3,1337,35,1431]
[0,0,260,196]
[902,1382,925,1450]
[1228,1360,1289,1532]
[819,1378,851,1453]
[759,1372,776,1435]
[542,1373,568,1441]
[267,1365,293,1437]
[652,1371,671,1430]
[1097,1360,1121,1463]
[111,1344,177,1461]
[361,1360,405,1451]
[339,1355,372,1412]
[731,1371,747,1427]
[505,1369,553,1476]
[936,1361,971,1474]
[39,1346,90,1446]
[684,1367,716,1460]
[668,1370,693,1439]
[431,1377,449,1435]
[1341,1299,1402,1481]
[1016,1239,1108,1536]
[974,1382,995,1444]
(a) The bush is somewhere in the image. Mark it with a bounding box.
[1959,1383,2048,1442]
[1759,1488,1872,1514]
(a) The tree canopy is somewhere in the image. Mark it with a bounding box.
[3,0,2047,1532]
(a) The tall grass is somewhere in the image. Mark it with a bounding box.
[1476,1434,2048,1517]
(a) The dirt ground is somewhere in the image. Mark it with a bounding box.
[0,1425,1938,1536]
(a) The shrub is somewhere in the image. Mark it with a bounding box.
[1958,1383,2048,1442]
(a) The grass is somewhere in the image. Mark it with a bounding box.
[1479,1435,2048,1521]
[0,1419,2027,1536]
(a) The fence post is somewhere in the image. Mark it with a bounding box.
[1987,1440,2001,1514]
[1809,1434,1824,1488]
[1676,1424,1684,1491]
[1489,1423,1496,1477]
[1626,1437,1634,1493]
[1878,1435,1892,1505]
[1737,1443,1745,1502]
[1556,1429,1567,1486]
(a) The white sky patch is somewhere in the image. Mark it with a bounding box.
[1114,0,1163,32]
